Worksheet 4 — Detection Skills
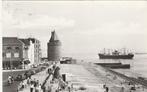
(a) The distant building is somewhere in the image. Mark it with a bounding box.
[47,31,61,61]
[2,37,42,69]
[2,37,24,69]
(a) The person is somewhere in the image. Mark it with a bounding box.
[105,87,109,92]
[36,80,39,86]
[11,76,14,83]
[27,77,31,85]
[53,66,61,79]
[30,83,34,92]
[21,81,25,89]
[47,85,52,92]
[121,87,125,92]
[35,85,39,92]
[24,72,28,79]
[38,84,42,92]
[103,84,106,89]
[8,75,12,85]
[34,80,37,88]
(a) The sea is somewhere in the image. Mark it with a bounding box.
[69,53,147,78]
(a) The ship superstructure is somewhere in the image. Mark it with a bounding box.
[98,48,134,59]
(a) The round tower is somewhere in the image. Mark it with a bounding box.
[47,31,61,61]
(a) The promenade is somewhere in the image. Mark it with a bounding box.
[60,64,106,92]
[18,62,147,92]
[18,68,48,92]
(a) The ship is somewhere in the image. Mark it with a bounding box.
[98,48,134,59]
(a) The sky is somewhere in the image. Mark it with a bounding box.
[2,1,147,59]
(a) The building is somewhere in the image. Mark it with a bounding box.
[2,37,24,69]
[47,31,62,61]
[20,38,42,67]
[2,37,42,69]
[28,38,42,65]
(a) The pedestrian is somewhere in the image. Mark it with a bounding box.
[103,84,106,89]
[8,75,12,85]
[34,80,37,88]
[35,85,39,92]
[22,81,25,89]
[38,84,42,92]
[30,83,34,92]
[27,77,31,85]
[11,76,14,83]
[121,87,125,92]
[47,85,52,92]
[36,80,39,86]
[105,87,109,92]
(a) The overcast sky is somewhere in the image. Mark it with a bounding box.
[2,1,147,58]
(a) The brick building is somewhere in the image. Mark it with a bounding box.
[2,37,42,69]
[2,37,24,69]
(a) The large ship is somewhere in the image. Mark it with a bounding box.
[98,48,134,59]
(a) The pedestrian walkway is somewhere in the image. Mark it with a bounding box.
[18,68,48,92]
[60,64,106,92]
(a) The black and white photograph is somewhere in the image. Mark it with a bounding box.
[2,0,147,92]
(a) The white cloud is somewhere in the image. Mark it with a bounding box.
[3,10,75,29]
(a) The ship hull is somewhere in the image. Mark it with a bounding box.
[98,54,134,59]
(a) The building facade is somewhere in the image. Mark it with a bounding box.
[2,37,24,69]
[20,38,42,67]
[47,31,62,61]
[28,38,42,65]
[2,37,42,69]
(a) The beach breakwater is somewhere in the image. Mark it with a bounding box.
[92,62,147,88]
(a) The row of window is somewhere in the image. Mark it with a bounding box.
[3,52,19,58]
[5,46,20,50]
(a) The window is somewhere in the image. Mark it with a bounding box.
[6,53,11,58]
[7,47,12,50]
[14,53,19,58]
[15,47,19,50]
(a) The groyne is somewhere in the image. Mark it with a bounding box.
[107,68,147,88]
[93,62,147,88]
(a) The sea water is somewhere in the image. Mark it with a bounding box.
[70,53,147,78]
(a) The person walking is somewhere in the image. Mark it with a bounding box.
[38,84,42,92]
[35,85,39,92]
[30,83,34,92]
[105,87,109,92]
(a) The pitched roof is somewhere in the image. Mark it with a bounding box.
[3,37,23,45]
[19,39,30,46]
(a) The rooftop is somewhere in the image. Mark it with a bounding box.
[3,37,23,45]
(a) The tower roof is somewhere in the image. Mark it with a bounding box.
[49,31,60,42]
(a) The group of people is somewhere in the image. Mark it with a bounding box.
[17,77,43,92]
[45,63,75,92]
[29,78,42,92]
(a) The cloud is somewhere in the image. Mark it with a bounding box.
[3,10,75,29]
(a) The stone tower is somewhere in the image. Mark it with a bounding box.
[47,31,61,61]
